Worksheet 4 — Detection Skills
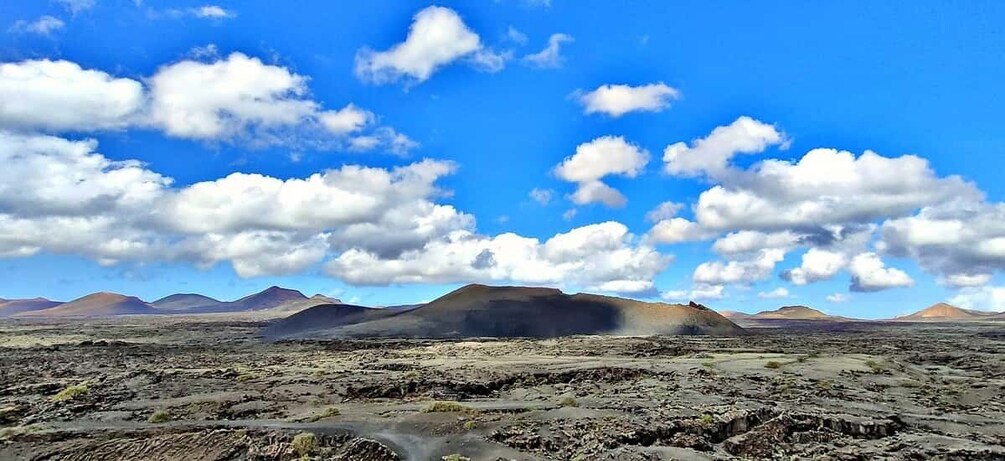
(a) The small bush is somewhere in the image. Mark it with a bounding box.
[701,360,715,368]
[699,413,715,426]
[51,383,88,402]
[421,401,477,414]
[865,359,884,372]
[307,406,340,422]
[291,432,317,457]
[236,373,255,383]
[558,396,579,408]
[764,361,783,369]
[147,410,171,423]
[462,420,477,430]
[403,370,421,380]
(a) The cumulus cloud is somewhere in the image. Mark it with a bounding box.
[647,218,714,245]
[10,16,65,35]
[663,116,785,178]
[782,248,847,285]
[554,136,648,208]
[758,287,790,299]
[0,59,145,132]
[826,293,849,303]
[661,283,724,302]
[881,202,1005,285]
[523,33,573,68]
[577,83,679,117]
[712,231,799,256]
[355,6,506,84]
[848,252,914,292]
[0,54,411,152]
[0,132,667,290]
[326,221,669,292]
[693,248,785,286]
[949,285,1005,312]
[645,201,684,223]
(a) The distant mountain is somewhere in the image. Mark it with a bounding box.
[264,294,342,314]
[151,293,223,312]
[0,298,63,317]
[16,293,157,317]
[226,286,307,312]
[720,305,850,322]
[272,284,744,339]
[894,303,999,321]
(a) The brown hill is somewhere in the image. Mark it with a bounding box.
[226,286,306,311]
[754,305,834,320]
[275,284,744,339]
[719,311,751,320]
[0,298,63,317]
[16,293,156,317]
[151,293,223,312]
[894,303,998,321]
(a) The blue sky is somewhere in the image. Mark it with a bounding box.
[0,1,1003,317]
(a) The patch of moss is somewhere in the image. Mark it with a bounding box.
[51,383,88,402]
[307,406,340,422]
[147,410,171,423]
[420,401,477,414]
[558,396,579,407]
[291,432,317,457]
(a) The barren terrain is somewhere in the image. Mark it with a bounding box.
[1,318,1003,460]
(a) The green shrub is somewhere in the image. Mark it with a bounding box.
[699,413,714,426]
[291,432,317,457]
[421,401,477,414]
[51,383,88,402]
[307,406,340,422]
[462,420,477,430]
[147,410,171,423]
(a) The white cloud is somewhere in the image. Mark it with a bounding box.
[319,104,372,135]
[848,252,914,292]
[554,136,648,208]
[712,231,799,256]
[661,283,724,302]
[782,248,847,285]
[938,273,992,288]
[0,132,668,291]
[647,218,714,245]
[56,0,95,14]
[0,59,144,132]
[569,180,626,208]
[355,6,503,84]
[529,188,554,205]
[692,148,979,233]
[10,16,65,35]
[148,52,317,140]
[758,287,790,299]
[881,202,1005,284]
[826,293,849,303]
[506,26,528,45]
[562,209,577,221]
[193,5,234,19]
[326,221,669,293]
[577,83,679,117]
[523,33,573,68]
[645,201,684,223]
[949,285,1005,312]
[664,116,785,178]
[693,248,785,286]
[144,53,413,151]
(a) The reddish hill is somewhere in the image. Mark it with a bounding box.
[753,305,835,320]
[894,303,997,321]
[17,293,156,317]
[0,298,63,317]
[151,293,223,312]
[226,286,307,312]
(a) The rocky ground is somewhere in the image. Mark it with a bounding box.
[0,318,1003,460]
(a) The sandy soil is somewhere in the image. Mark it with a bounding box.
[0,318,1003,460]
